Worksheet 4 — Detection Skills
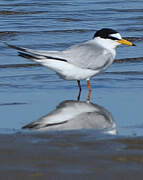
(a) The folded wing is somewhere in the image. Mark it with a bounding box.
[6,40,114,71]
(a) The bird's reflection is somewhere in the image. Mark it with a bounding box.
[22,100,117,134]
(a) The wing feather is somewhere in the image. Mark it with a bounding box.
[6,40,114,71]
[62,40,114,70]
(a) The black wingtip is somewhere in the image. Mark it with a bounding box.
[22,123,39,129]
[18,52,41,60]
[5,42,27,52]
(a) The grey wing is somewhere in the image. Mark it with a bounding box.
[62,40,114,70]
[6,40,114,71]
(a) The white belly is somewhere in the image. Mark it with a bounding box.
[39,59,99,80]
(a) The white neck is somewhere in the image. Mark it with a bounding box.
[94,37,119,50]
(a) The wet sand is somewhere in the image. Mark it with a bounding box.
[0,132,143,180]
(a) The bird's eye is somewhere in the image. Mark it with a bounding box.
[109,36,119,40]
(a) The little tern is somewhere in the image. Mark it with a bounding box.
[6,28,135,100]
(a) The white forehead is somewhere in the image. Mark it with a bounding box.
[110,33,122,40]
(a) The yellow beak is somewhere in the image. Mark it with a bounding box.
[117,39,135,46]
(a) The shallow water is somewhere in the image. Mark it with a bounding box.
[0,0,143,179]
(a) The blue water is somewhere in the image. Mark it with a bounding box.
[0,0,143,136]
[1,1,143,179]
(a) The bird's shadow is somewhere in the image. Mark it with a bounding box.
[22,99,117,135]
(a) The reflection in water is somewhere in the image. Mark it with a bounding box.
[22,100,117,134]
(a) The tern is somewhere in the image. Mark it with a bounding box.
[6,28,135,100]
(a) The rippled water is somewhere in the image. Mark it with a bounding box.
[0,0,143,179]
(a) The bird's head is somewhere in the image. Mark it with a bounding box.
[93,28,135,48]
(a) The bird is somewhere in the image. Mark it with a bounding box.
[22,100,116,135]
[6,28,135,100]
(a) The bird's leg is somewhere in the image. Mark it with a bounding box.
[87,80,91,101]
[77,80,81,101]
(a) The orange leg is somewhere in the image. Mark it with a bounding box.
[77,80,81,101]
[87,80,91,100]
